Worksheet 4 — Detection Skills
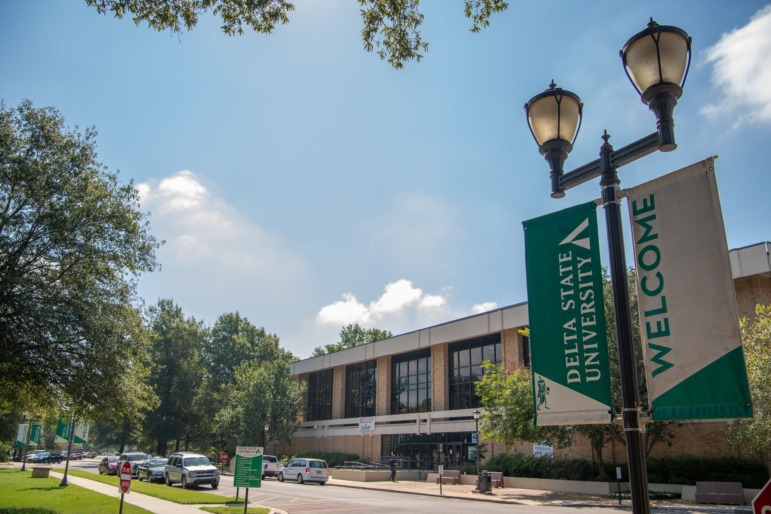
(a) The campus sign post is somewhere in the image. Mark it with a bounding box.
[234,446,263,514]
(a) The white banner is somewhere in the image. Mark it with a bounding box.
[626,158,752,420]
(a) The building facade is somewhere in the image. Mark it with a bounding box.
[287,242,771,469]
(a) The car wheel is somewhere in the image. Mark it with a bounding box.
[181,476,189,489]
[165,474,172,487]
[211,480,219,490]
[99,469,103,475]
[278,472,284,482]
[319,481,326,486]
[297,473,304,485]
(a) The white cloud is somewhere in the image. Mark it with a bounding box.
[315,279,498,338]
[137,170,310,323]
[472,301,498,314]
[701,5,771,126]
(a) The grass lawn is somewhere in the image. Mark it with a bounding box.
[66,470,235,504]
[0,469,151,514]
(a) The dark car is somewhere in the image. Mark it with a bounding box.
[26,452,51,463]
[49,451,64,463]
[137,457,168,483]
[98,456,119,475]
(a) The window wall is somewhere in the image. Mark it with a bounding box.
[391,349,431,414]
[345,360,377,418]
[449,334,502,410]
[306,369,334,421]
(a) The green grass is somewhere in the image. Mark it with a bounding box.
[66,470,235,504]
[0,469,152,514]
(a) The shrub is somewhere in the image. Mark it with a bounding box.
[646,456,768,488]
[296,452,359,468]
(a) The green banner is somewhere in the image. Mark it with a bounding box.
[30,424,41,446]
[55,418,72,444]
[523,201,612,426]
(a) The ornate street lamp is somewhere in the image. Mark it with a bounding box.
[524,19,691,514]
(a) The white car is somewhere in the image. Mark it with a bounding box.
[278,458,329,485]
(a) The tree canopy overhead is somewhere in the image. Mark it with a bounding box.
[85,0,509,69]
[0,99,160,418]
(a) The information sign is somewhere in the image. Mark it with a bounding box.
[359,417,375,431]
[234,446,263,488]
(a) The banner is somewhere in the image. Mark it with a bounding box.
[73,422,89,444]
[523,201,612,425]
[626,158,752,420]
[55,418,72,444]
[29,424,41,446]
[15,424,28,447]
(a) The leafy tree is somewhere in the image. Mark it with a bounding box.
[725,304,771,474]
[143,299,207,456]
[199,312,291,456]
[476,361,572,450]
[85,0,509,69]
[312,323,392,356]
[215,357,304,453]
[0,99,159,421]
[203,312,287,385]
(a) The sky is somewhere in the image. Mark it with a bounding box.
[2,1,771,359]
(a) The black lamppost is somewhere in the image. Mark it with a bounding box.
[472,409,481,489]
[524,19,691,514]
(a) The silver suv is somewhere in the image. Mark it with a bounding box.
[164,452,220,489]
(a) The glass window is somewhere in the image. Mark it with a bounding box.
[391,349,431,414]
[449,334,502,410]
[306,369,334,421]
[345,360,377,418]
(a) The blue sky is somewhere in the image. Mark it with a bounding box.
[2,1,770,359]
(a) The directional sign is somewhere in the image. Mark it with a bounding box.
[119,461,132,494]
[234,446,263,488]
[754,479,771,514]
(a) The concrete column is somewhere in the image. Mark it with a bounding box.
[376,356,390,416]
[332,365,346,419]
[431,344,448,411]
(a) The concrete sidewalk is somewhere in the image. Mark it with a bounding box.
[49,471,213,514]
[325,476,754,514]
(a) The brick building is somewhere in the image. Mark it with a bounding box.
[287,242,770,468]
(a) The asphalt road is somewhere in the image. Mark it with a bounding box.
[57,458,711,514]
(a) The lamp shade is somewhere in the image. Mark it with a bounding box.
[525,82,582,147]
[621,19,692,96]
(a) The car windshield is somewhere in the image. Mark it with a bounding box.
[148,459,167,466]
[126,454,146,461]
[107,457,118,462]
[183,456,211,467]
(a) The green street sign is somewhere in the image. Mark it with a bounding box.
[233,446,263,488]
[55,418,72,443]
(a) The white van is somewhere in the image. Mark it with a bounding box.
[278,458,329,485]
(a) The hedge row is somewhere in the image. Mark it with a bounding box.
[295,452,359,468]
[482,453,769,488]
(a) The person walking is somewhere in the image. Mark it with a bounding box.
[389,454,397,482]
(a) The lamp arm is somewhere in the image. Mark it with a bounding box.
[558,132,660,193]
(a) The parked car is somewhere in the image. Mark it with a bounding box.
[69,452,82,460]
[278,458,329,485]
[262,455,282,479]
[84,451,97,458]
[137,457,168,483]
[118,452,148,477]
[98,456,119,475]
[49,451,64,463]
[164,452,219,489]
[26,452,51,463]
